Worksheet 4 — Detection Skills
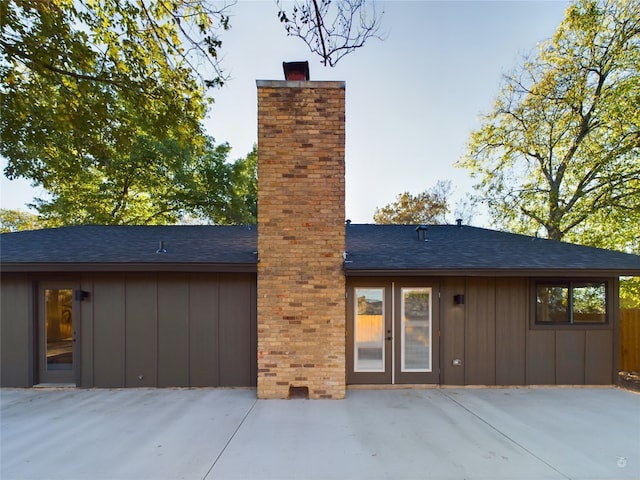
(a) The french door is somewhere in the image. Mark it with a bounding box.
[39,283,79,384]
[347,281,439,384]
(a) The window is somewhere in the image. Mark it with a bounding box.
[536,281,607,324]
[401,288,431,372]
[354,288,385,372]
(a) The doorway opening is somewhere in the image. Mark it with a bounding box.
[38,284,78,385]
[347,282,439,385]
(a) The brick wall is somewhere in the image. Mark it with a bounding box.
[256,80,346,399]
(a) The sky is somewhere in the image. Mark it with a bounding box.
[0,0,571,225]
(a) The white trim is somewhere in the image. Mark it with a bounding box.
[391,283,395,385]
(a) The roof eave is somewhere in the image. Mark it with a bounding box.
[343,267,640,277]
[0,262,258,273]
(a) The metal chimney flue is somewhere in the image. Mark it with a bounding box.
[283,61,310,81]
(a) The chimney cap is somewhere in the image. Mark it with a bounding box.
[283,61,310,81]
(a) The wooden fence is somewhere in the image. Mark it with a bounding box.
[356,314,383,343]
[620,308,640,372]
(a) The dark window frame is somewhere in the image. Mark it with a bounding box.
[532,278,611,329]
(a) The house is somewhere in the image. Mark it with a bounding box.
[2,73,639,397]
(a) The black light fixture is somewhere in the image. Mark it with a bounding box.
[454,294,465,305]
[74,290,90,301]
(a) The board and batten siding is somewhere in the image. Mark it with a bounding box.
[86,272,257,388]
[441,276,617,386]
[0,272,256,388]
[0,274,33,387]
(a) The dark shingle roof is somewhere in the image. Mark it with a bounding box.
[0,225,257,272]
[2,224,639,275]
[344,224,640,275]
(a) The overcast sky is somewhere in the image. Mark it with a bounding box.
[1,0,571,225]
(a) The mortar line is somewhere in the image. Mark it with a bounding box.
[439,390,572,480]
[202,398,259,480]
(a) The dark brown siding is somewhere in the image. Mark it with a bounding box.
[158,274,189,387]
[125,274,158,387]
[0,272,256,388]
[586,330,613,384]
[465,278,496,385]
[441,277,465,385]
[189,274,220,387]
[101,272,255,388]
[79,275,94,387]
[219,274,256,386]
[526,321,614,385]
[92,276,126,387]
[495,278,527,385]
[526,330,556,384]
[556,330,586,384]
[0,274,32,387]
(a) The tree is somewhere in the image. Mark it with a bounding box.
[228,144,257,224]
[0,209,42,232]
[373,181,457,224]
[1,0,231,223]
[188,143,257,225]
[28,138,256,225]
[457,0,640,253]
[277,0,383,67]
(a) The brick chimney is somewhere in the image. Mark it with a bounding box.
[256,73,346,399]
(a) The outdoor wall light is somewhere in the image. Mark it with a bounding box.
[74,290,90,301]
[454,294,465,305]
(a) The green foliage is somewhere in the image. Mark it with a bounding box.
[1,0,235,224]
[373,181,451,224]
[0,209,42,232]
[229,144,258,224]
[458,0,640,250]
[26,138,256,226]
[620,277,640,309]
[188,143,257,225]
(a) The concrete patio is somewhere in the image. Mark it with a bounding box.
[1,387,638,480]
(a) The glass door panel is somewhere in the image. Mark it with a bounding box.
[354,288,385,372]
[40,284,77,384]
[401,288,431,372]
[348,283,437,385]
[395,284,439,384]
[45,288,74,372]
